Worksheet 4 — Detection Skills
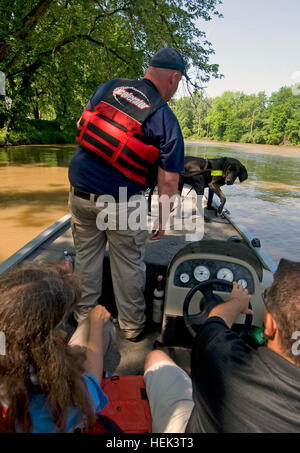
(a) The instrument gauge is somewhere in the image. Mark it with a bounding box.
[179,273,190,284]
[194,265,210,282]
[237,279,247,288]
[217,268,234,282]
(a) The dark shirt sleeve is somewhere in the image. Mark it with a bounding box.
[191,316,252,391]
[142,105,185,173]
[193,317,252,363]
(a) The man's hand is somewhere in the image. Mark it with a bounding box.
[150,218,165,240]
[230,282,252,315]
[208,281,252,328]
[150,167,179,241]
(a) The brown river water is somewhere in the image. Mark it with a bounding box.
[0,143,300,265]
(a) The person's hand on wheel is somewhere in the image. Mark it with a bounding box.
[230,282,252,315]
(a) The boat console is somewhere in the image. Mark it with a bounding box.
[159,239,274,347]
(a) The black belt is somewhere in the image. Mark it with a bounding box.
[72,187,102,202]
[71,186,144,202]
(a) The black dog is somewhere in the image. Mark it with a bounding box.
[148,156,248,217]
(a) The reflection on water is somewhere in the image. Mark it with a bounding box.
[0,145,75,167]
[0,143,300,264]
[0,146,73,262]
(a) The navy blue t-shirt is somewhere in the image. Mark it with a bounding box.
[68,78,184,198]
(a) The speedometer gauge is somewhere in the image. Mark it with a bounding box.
[217,268,234,282]
[237,279,247,288]
[180,273,190,284]
[194,265,210,282]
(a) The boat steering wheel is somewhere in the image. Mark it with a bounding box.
[183,279,252,338]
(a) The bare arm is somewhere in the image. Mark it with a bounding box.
[208,282,252,328]
[151,166,179,240]
[83,305,110,384]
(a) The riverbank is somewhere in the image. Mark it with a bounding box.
[185,139,300,158]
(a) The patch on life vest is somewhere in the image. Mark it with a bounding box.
[211,170,223,176]
[113,86,151,110]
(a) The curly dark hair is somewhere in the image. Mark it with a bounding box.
[0,262,96,432]
[265,259,300,365]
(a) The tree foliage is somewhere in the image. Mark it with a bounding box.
[173,86,300,146]
[0,0,223,143]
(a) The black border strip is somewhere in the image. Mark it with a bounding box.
[82,132,114,157]
[122,145,153,170]
[116,154,148,178]
[96,113,128,132]
[86,122,120,147]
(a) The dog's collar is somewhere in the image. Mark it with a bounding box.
[211,170,223,176]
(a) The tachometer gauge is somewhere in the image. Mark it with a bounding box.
[217,268,234,282]
[194,265,210,282]
[237,279,247,288]
[179,273,190,284]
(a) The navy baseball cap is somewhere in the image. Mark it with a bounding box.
[149,47,186,75]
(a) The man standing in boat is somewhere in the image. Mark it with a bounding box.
[68,48,185,341]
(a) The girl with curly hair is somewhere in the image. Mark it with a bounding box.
[0,262,113,433]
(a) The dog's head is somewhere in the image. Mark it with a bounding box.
[223,159,248,185]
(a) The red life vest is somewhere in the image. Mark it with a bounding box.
[0,406,7,433]
[76,79,166,185]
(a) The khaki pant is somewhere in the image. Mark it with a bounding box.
[68,191,149,338]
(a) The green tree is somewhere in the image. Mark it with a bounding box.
[261,87,300,145]
[0,0,223,143]
[171,85,300,146]
[206,91,267,143]
[285,112,300,145]
[172,96,194,134]
[191,90,212,137]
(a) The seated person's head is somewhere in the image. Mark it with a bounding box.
[264,259,300,366]
[0,262,81,334]
[0,262,95,432]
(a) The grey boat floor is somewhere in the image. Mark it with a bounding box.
[33,201,243,376]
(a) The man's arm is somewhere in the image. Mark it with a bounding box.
[151,166,179,240]
[208,282,252,328]
[190,283,253,412]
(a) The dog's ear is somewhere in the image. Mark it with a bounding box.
[221,157,229,171]
[238,165,248,182]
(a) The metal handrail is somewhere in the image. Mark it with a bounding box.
[211,197,277,273]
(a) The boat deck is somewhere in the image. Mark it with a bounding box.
[29,197,244,376]
[33,196,243,267]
